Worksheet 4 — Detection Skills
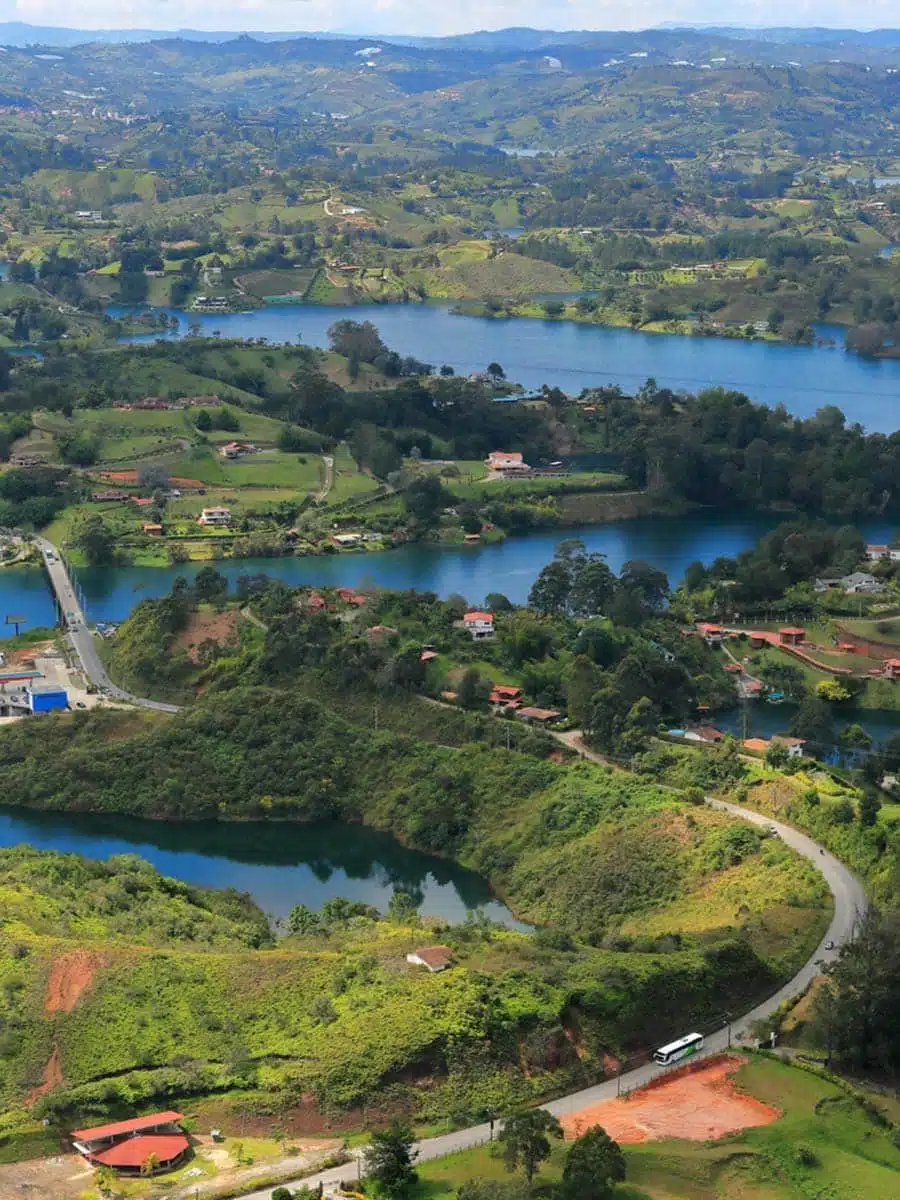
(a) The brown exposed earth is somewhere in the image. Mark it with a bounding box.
[25,1045,62,1105]
[192,1092,410,1136]
[175,608,239,663]
[45,950,106,1014]
[98,469,205,488]
[2,642,53,668]
[560,1054,780,1144]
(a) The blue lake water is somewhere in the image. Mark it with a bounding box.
[0,808,520,924]
[111,302,900,433]
[10,511,895,634]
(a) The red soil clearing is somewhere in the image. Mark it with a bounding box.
[97,470,205,488]
[560,1054,779,1144]
[175,608,239,663]
[45,950,106,1014]
[25,1045,62,1104]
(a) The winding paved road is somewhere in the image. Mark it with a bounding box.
[229,802,866,1200]
[32,541,866,1196]
[34,537,180,714]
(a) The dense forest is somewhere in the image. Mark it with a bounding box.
[598,384,900,517]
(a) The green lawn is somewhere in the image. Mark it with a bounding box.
[326,442,383,504]
[164,446,323,490]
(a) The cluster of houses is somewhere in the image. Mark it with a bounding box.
[112,395,221,411]
[669,723,807,759]
[303,587,368,612]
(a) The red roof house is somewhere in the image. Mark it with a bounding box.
[91,1134,189,1172]
[695,725,724,743]
[406,945,454,972]
[72,1111,188,1175]
[742,737,771,754]
[463,611,494,639]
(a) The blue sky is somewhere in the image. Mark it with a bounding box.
[1,0,896,37]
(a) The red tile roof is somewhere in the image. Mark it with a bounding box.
[491,685,522,697]
[92,1134,189,1169]
[463,611,493,623]
[779,627,806,636]
[743,738,770,753]
[73,1112,184,1142]
[420,650,438,662]
[696,725,724,741]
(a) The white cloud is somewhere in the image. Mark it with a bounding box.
[1,0,897,36]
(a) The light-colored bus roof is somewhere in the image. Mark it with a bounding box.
[655,1032,703,1056]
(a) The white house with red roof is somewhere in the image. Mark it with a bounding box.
[485,451,529,472]
[463,611,495,640]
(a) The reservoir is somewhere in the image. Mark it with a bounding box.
[0,807,520,926]
[2,511,895,633]
[112,301,900,433]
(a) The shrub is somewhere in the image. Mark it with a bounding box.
[795,1143,818,1167]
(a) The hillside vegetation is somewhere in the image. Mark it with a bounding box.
[0,681,830,1143]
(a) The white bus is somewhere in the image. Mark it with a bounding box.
[653,1032,704,1066]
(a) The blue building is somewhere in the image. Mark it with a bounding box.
[27,684,68,714]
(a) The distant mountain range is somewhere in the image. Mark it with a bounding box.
[3,21,900,52]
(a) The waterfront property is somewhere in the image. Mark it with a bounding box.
[815,572,885,594]
[198,506,232,527]
[463,610,494,640]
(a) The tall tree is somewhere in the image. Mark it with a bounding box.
[528,560,572,615]
[815,909,900,1076]
[364,1120,418,1197]
[499,1108,563,1183]
[561,1126,627,1200]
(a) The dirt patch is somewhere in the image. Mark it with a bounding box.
[25,1045,63,1104]
[45,950,106,1014]
[97,469,205,488]
[191,1092,408,1137]
[0,1152,91,1200]
[175,608,239,664]
[3,642,53,668]
[560,1054,780,1144]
